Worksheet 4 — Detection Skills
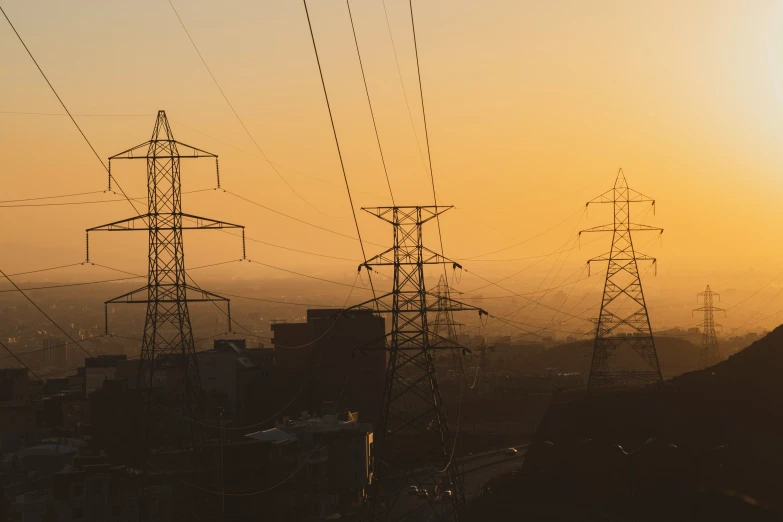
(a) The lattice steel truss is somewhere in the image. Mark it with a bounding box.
[432,275,465,381]
[694,285,725,368]
[355,206,486,522]
[432,276,459,344]
[580,169,663,388]
[87,110,244,412]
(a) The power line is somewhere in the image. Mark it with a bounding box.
[0,5,143,218]
[0,339,43,382]
[488,232,663,339]
[0,334,107,362]
[346,0,395,205]
[0,188,217,209]
[0,110,150,117]
[35,332,224,379]
[381,0,428,175]
[217,228,359,262]
[0,190,106,204]
[165,0,337,218]
[462,262,592,323]
[168,118,386,200]
[86,261,362,309]
[408,0,447,255]
[0,275,142,293]
[0,267,95,361]
[222,189,383,247]
[302,0,380,309]
[3,108,386,200]
[459,208,586,260]
[0,260,247,294]
[4,262,86,278]
[156,272,363,432]
[246,259,373,290]
[0,197,143,208]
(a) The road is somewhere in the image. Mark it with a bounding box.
[384,446,528,521]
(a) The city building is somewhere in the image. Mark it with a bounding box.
[84,356,126,397]
[9,450,172,522]
[247,409,373,519]
[271,309,386,425]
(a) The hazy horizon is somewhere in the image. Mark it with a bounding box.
[3,1,783,340]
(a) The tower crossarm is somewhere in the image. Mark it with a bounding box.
[360,247,460,269]
[360,205,453,225]
[587,251,657,262]
[180,213,244,230]
[109,140,217,160]
[424,291,487,315]
[87,214,152,232]
[346,292,395,314]
[692,307,726,315]
[103,284,231,335]
[580,223,663,235]
[346,291,487,316]
[586,187,656,206]
[86,213,245,261]
[585,252,657,275]
[88,213,242,232]
[104,284,229,305]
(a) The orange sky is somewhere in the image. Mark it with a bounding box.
[2,0,783,335]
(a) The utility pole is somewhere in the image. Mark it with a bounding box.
[88,110,245,415]
[580,169,664,388]
[693,285,725,368]
[355,206,487,522]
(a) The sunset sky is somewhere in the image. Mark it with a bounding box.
[2,0,783,335]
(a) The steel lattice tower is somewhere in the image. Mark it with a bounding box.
[432,275,465,381]
[87,110,244,412]
[432,276,459,343]
[694,285,725,368]
[580,169,663,388]
[355,206,486,522]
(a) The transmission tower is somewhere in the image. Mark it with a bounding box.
[87,110,244,413]
[432,275,466,379]
[355,206,486,522]
[693,285,725,368]
[432,276,459,343]
[580,169,663,388]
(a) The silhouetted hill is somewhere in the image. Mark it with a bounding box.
[473,326,783,521]
[517,336,703,378]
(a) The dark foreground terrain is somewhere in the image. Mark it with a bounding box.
[470,326,783,521]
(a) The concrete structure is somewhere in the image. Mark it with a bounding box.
[247,410,373,519]
[197,339,260,421]
[0,368,39,406]
[271,309,386,425]
[9,451,171,522]
[84,356,126,397]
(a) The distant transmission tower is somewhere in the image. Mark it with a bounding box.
[580,169,663,388]
[432,275,465,380]
[87,110,244,413]
[432,275,459,342]
[693,285,725,368]
[356,206,486,522]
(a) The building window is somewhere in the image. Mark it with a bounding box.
[72,507,83,519]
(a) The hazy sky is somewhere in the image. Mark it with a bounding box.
[2,0,783,335]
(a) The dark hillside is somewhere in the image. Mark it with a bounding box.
[472,326,783,521]
[517,336,702,378]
